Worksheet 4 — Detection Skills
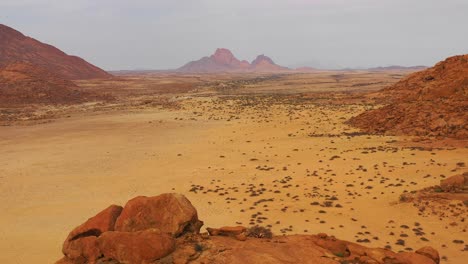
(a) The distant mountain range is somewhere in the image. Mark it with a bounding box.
[177,48,289,73]
[366,65,428,72]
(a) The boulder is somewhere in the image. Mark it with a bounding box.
[62,237,100,264]
[63,205,123,262]
[395,252,437,264]
[114,193,203,236]
[416,246,440,264]
[207,226,246,236]
[97,229,175,264]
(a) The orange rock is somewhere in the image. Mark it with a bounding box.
[207,226,246,235]
[114,193,203,236]
[97,229,176,264]
[62,205,122,262]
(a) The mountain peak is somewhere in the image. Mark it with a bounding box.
[211,48,240,66]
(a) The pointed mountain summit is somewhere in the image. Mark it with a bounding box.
[0,24,111,80]
[177,48,288,73]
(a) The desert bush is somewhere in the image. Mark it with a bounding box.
[246,225,273,239]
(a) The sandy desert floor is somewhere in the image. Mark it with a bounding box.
[0,72,466,263]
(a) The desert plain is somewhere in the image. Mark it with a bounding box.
[0,71,466,263]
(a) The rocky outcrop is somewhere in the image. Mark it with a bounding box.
[0,24,111,80]
[177,48,289,73]
[57,193,440,264]
[349,54,468,139]
[57,194,202,264]
[440,173,468,192]
[165,232,439,264]
[0,63,112,106]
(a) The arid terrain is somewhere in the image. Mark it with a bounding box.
[1,67,466,263]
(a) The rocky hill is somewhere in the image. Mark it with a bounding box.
[56,193,440,264]
[349,55,468,139]
[0,63,110,105]
[0,24,111,80]
[177,48,289,73]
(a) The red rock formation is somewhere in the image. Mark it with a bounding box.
[114,193,203,235]
[349,55,468,139]
[0,63,111,105]
[177,48,289,73]
[56,193,440,264]
[0,24,111,80]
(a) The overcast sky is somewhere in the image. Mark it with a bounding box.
[1,0,467,70]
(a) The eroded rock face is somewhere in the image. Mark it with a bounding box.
[97,229,176,264]
[114,193,203,236]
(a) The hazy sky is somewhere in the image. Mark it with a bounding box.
[1,0,467,70]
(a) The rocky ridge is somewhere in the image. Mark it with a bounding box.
[349,54,468,139]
